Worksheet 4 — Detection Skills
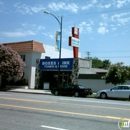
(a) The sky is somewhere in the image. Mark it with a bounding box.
[0,0,130,65]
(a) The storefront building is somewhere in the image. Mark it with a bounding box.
[0,40,82,89]
[0,40,108,91]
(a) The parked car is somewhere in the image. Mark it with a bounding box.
[51,84,92,97]
[96,85,130,99]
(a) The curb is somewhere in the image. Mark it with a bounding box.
[0,89,52,95]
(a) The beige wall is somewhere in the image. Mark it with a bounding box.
[78,79,130,92]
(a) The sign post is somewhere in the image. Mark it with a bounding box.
[68,27,79,58]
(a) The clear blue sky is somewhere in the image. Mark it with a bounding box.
[0,0,130,65]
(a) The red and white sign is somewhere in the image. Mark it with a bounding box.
[69,37,80,47]
[68,27,80,58]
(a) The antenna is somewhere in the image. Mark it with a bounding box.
[86,51,90,59]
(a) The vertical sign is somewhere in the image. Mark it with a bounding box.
[72,27,79,58]
[55,31,60,51]
[74,27,78,35]
[68,27,79,58]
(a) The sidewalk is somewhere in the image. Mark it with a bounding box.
[0,87,52,95]
[0,86,96,98]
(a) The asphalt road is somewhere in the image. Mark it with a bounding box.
[0,92,130,130]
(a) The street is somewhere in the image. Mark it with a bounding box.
[0,92,130,130]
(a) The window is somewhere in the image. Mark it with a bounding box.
[117,86,123,90]
[64,85,70,89]
[20,55,25,61]
[122,86,130,90]
[45,56,50,59]
[79,86,84,89]
[73,85,78,89]
[112,86,123,90]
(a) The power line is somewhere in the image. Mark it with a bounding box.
[94,56,130,58]
[82,51,130,53]
[92,51,130,53]
[86,51,90,59]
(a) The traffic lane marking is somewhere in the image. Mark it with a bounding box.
[41,125,68,130]
[0,103,130,121]
[0,93,11,96]
[0,97,52,103]
[0,97,130,111]
[60,98,130,106]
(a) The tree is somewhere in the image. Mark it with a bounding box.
[102,59,111,69]
[0,45,25,79]
[92,57,103,68]
[102,62,130,85]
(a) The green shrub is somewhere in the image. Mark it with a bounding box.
[8,78,28,86]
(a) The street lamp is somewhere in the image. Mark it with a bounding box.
[44,10,62,88]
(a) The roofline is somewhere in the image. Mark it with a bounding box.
[1,40,45,53]
[1,40,43,45]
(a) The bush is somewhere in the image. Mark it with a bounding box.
[8,78,28,86]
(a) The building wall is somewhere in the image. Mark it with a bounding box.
[30,67,36,89]
[78,59,108,74]
[18,51,42,89]
[2,41,82,89]
[42,44,81,58]
[78,59,92,74]
[78,79,130,93]
[17,44,81,89]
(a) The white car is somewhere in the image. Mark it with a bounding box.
[96,85,130,99]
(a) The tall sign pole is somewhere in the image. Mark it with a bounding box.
[68,27,80,84]
[69,27,80,58]
[72,27,79,58]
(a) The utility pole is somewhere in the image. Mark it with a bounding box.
[86,51,90,59]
